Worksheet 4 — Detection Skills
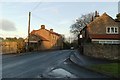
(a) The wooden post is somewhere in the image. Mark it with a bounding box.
[28,12,31,51]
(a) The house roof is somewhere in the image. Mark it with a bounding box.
[30,30,49,41]
[31,30,39,34]
[45,29,61,36]
[30,27,61,41]
[25,34,41,43]
[31,29,61,37]
[25,33,49,43]
[31,28,61,37]
[87,13,119,30]
[80,13,119,32]
[84,12,120,40]
[90,34,120,40]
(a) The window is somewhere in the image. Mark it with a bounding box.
[106,27,118,34]
[111,28,114,33]
[115,28,118,33]
[107,28,110,33]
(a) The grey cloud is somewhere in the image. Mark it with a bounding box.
[0,19,16,31]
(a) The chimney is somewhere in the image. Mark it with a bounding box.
[41,25,45,29]
[50,29,53,32]
[91,16,94,21]
[95,11,99,17]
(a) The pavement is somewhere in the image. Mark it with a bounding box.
[69,50,117,78]
[70,50,114,66]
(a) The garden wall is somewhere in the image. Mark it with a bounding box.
[83,43,120,60]
[0,42,25,54]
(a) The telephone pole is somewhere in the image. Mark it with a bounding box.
[28,12,31,51]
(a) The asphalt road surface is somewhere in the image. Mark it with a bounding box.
[2,50,109,78]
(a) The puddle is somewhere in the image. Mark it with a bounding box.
[43,68,77,78]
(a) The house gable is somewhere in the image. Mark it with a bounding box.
[83,12,120,44]
[87,13,119,35]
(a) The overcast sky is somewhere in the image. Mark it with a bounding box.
[0,1,119,38]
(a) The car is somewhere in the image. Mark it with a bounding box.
[70,47,74,50]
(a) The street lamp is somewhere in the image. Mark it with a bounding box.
[78,33,83,55]
[79,34,83,39]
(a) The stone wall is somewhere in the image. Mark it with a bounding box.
[83,43,120,60]
[0,42,25,54]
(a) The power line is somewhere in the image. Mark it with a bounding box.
[32,13,51,23]
[32,13,60,27]
[31,1,42,12]
[29,1,61,32]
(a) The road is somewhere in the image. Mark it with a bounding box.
[2,50,109,78]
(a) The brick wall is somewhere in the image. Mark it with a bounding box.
[83,43,120,60]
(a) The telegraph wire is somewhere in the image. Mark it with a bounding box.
[30,1,61,30]
[32,13,60,28]
[32,13,51,24]
[30,0,43,12]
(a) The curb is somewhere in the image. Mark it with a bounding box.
[69,54,118,79]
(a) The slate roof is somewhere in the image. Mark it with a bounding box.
[45,29,61,36]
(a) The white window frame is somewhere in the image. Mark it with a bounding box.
[106,27,119,34]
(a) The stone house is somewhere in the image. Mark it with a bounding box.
[29,25,63,50]
[79,12,120,60]
[81,12,120,44]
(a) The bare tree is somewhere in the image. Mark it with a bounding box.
[70,12,95,36]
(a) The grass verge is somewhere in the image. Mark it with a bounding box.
[89,63,119,78]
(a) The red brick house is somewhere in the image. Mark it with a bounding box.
[81,12,120,44]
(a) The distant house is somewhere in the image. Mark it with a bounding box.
[29,25,63,50]
[81,12,120,44]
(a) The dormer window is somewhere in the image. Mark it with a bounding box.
[106,27,118,34]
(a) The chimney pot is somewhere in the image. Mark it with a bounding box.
[41,25,45,29]
[95,11,99,17]
[50,29,53,32]
[91,16,94,21]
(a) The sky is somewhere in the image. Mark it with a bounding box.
[0,1,119,39]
